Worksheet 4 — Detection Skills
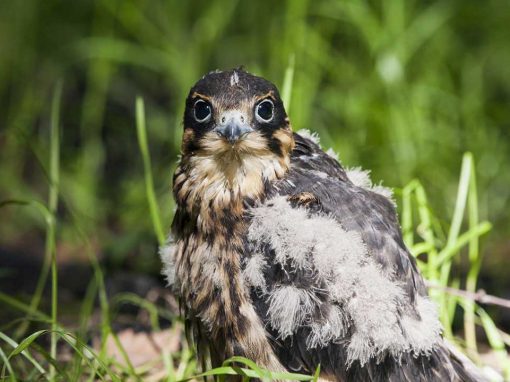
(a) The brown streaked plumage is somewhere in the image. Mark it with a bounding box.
[162,69,486,381]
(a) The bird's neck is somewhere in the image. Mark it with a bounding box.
[173,151,289,235]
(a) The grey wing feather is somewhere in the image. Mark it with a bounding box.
[243,133,484,381]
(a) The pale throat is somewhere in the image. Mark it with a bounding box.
[188,150,288,208]
[178,132,287,205]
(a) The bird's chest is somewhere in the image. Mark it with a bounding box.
[170,207,286,372]
[170,167,287,370]
[173,208,251,340]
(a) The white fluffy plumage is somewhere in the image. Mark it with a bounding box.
[345,166,395,204]
[266,285,318,339]
[246,196,442,365]
[242,253,268,290]
[159,238,176,287]
[296,129,321,145]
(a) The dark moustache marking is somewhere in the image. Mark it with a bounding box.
[267,136,284,157]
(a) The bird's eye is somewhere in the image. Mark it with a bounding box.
[193,100,212,122]
[256,99,274,123]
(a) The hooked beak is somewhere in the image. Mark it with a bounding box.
[214,110,253,144]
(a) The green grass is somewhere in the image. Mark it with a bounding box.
[1,0,510,380]
[1,0,510,276]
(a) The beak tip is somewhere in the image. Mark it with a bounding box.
[216,122,252,143]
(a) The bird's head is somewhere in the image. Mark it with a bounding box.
[180,69,294,191]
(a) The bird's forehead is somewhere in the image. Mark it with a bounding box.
[188,70,279,106]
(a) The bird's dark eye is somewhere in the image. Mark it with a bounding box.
[256,100,274,123]
[193,100,212,122]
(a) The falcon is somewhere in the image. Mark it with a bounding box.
[161,69,484,381]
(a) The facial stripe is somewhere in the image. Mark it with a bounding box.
[254,90,276,102]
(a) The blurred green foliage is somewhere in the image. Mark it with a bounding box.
[1,0,509,282]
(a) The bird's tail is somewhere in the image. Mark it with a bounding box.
[444,340,489,382]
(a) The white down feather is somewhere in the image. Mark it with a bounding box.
[246,196,442,366]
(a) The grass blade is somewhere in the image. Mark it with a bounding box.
[436,221,491,265]
[8,330,48,357]
[401,180,418,248]
[446,153,472,247]
[282,54,295,113]
[477,307,510,379]
[0,346,16,381]
[0,331,47,377]
[414,181,439,282]
[48,80,63,382]
[312,364,321,382]
[136,96,165,245]
[179,366,315,382]
[465,153,481,358]
[222,356,270,381]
